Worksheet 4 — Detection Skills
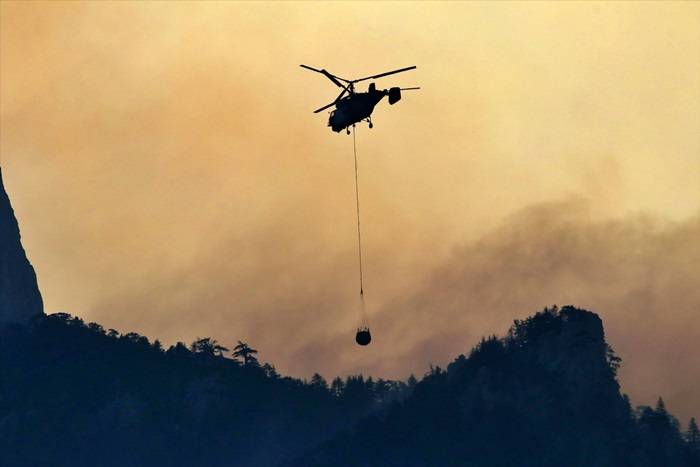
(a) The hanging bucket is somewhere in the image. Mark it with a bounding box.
[355,327,371,346]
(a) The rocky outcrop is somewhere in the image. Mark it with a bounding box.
[0,167,43,324]
[297,306,645,467]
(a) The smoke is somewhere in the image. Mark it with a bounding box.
[378,200,700,420]
[85,198,700,420]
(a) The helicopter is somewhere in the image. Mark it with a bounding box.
[300,64,419,133]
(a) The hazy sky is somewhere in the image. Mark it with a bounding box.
[1,2,698,420]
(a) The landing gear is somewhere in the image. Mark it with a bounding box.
[366,117,373,129]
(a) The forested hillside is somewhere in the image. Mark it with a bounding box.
[0,312,410,467]
[295,306,700,467]
[1,306,698,467]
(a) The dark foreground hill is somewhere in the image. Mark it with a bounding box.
[0,313,410,466]
[1,307,698,467]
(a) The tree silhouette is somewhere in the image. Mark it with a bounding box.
[406,374,418,390]
[191,337,229,357]
[166,341,190,358]
[262,362,279,379]
[688,418,700,451]
[232,340,258,366]
[656,397,668,415]
[330,377,345,397]
[606,344,622,376]
[310,373,328,391]
[87,322,104,334]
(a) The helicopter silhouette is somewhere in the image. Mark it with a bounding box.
[300,64,419,133]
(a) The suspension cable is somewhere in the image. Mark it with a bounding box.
[352,125,364,297]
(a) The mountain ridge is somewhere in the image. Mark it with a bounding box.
[1,305,698,466]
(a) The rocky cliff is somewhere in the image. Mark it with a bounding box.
[295,306,659,467]
[0,167,43,324]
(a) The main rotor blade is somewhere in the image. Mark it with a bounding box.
[400,87,421,90]
[313,87,348,113]
[300,64,324,73]
[352,66,416,83]
[300,64,347,88]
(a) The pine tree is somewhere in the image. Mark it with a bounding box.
[191,337,229,357]
[687,418,700,451]
[310,373,328,391]
[262,363,278,379]
[330,377,345,397]
[655,397,667,414]
[232,341,259,366]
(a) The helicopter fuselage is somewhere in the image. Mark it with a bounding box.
[328,87,386,133]
[300,63,417,132]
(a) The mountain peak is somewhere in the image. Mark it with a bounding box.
[0,168,44,325]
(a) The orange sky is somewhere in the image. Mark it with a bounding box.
[1,1,699,420]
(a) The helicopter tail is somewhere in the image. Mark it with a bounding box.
[388,87,401,105]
